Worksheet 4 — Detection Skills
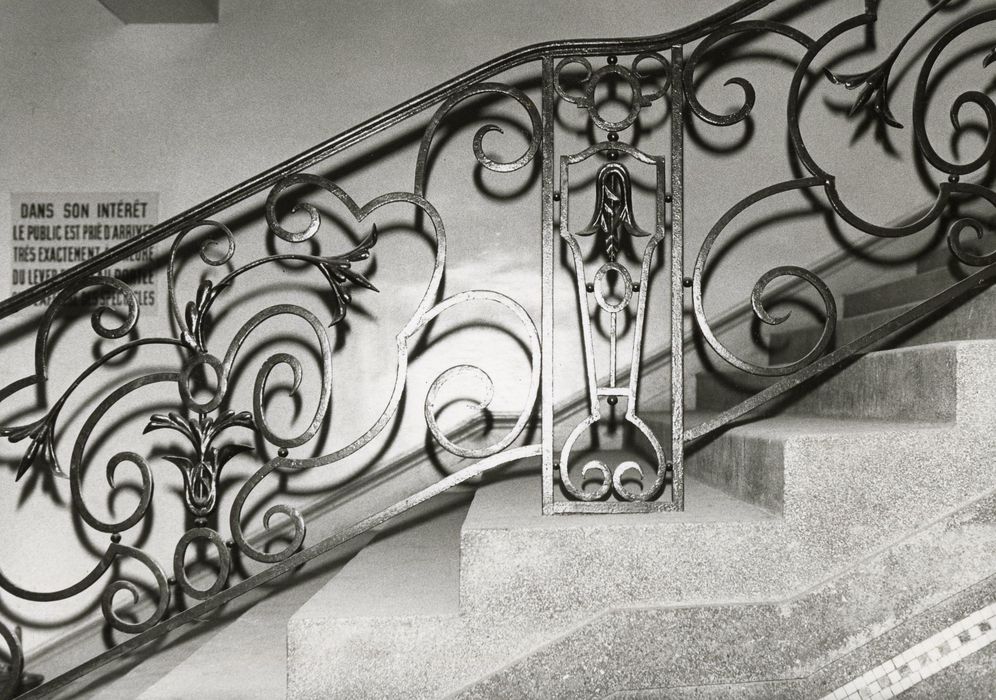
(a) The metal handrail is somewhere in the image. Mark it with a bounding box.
[2,0,994,695]
[0,0,775,319]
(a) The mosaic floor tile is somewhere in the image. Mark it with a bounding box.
[822,601,996,699]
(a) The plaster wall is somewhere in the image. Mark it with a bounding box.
[0,0,992,654]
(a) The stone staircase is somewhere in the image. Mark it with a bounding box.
[35,247,996,698]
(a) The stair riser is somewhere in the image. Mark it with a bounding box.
[696,343,959,422]
[685,432,785,513]
[461,341,996,614]
[842,264,970,318]
[768,284,996,366]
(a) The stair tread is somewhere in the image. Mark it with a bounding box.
[291,492,471,624]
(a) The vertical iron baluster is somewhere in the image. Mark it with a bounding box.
[541,55,557,515]
[670,45,686,510]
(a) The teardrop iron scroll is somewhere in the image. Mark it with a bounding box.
[911,7,996,177]
[414,82,542,197]
[681,20,817,127]
[691,177,839,377]
[421,290,541,460]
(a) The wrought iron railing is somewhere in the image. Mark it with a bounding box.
[1,0,994,695]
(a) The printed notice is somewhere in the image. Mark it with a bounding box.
[10,193,160,310]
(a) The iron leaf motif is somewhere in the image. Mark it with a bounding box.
[178,225,378,352]
[825,61,904,130]
[0,416,63,482]
[577,163,651,262]
[182,277,232,353]
[144,410,256,519]
[314,224,379,326]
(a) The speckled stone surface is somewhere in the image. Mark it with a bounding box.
[607,681,802,698]
[903,639,996,699]
[287,486,996,698]
[460,342,996,617]
[807,573,996,699]
[695,341,959,421]
[452,491,996,699]
[287,340,996,698]
[604,574,996,699]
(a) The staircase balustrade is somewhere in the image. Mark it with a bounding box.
[0,0,994,695]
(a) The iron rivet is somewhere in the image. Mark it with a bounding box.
[553,191,561,202]
[226,539,235,549]
[682,277,693,288]
[607,396,618,406]
[585,282,595,293]
[111,533,121,544]
[607,55,618,65]
[167,577,176,586]
[664,193,673,203]
[278,447,289,458]
[632,283,640,292]
[553,462,560,471]
[608,151,618,161]
[949,174,959,183]
[607,132,619,142]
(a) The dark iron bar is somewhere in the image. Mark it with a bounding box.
[1,0,994,695]
[684,263,996,445]
[0,0,775,321]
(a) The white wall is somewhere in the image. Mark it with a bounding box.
[1,0,993,655]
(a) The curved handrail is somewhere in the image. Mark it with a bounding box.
[0,0,776,320]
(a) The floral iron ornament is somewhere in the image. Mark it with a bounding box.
[576,162,652,262]
[173,219,378,354]
[144,410,256,521]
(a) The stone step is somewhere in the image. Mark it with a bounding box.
[458,413,949,615]
[451,489,996,699]
[694,341,960,422]
[281,349,996,698]
[135,528,379,700]
[767,282,996,366]
[282,477,996,698]
[604,576,996,699]
[461,340,996,617]
[46,616,238,700]
[842,264,970,319]
[916,231,996,274]
[287,492,475,699]
[286,456,784,699]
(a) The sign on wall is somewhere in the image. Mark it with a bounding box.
[9,192,160,311]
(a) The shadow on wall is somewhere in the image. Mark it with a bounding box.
[0,0,994,660]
